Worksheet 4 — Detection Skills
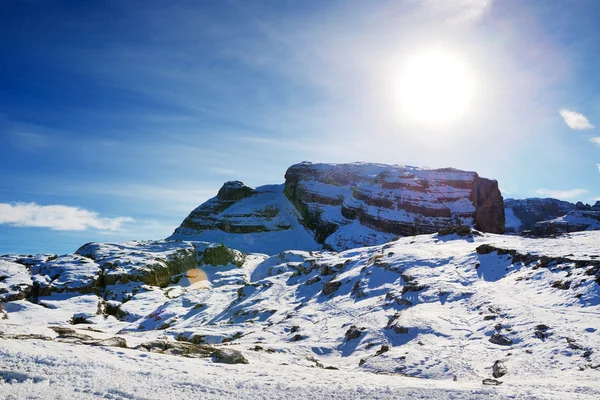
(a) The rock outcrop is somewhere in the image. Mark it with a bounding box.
[170,162,505,253]
[505,198,600,236]
[531,210,600,236]
[283,162,504,249]
[504,198,576,233]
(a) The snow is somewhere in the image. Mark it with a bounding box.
[2,232,600,398]
[169,184,321,255]
[504,207,522,232]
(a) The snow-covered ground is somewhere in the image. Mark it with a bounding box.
[2,338,598,399]
[1,231,600,399]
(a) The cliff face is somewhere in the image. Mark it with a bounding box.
[284,162,504,250]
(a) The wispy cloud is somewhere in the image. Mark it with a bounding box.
[536,188,589,200]
[559,108,594,130]
[427,0,493,24]
[0,203,133,231]
[597,164,600,172]
[590,137,600,147]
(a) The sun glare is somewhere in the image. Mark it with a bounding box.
[396,48,476,127]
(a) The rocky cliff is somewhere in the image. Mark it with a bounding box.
[504,198,575,233]
[283,162,505,249]
[169,162,505,253]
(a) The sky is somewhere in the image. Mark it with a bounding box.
[2,0,600,255]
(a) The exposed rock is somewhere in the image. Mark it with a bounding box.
[437,225,473,237]
[482,378,503,386]
[530,209,600,236]
[375,345,390,356]
[345,326,363,341]
[402,284,426,294]
[566,338,584,350]
[136,340,215,357]
[76,240,197,289]
[201,244,244,267]
[471,177,505,234]
[492,360,508,378]
[217,181,254,201]
[504,198,575,233]
[291,334,305,342]
[476,244,495,255]
[48,326,76,335]
[170,162,506,253]
[212,348,249,364]
[285,162,505,247]
[89,337,127,348]
[489,333,513,346]
[535,324,550,331]
[534,331,547,339]
[322,280,342,295]
[552,280,571,290]
[69,314,93,325]
[305,276,322,286]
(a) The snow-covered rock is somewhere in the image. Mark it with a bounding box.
[504,198,575,233]
[170,162,505,253]
[532,210,600,235]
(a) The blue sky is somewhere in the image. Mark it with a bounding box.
[2,0,600,255]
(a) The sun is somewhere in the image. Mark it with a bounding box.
[396,48,476,127]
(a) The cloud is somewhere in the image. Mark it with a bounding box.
[559,109,594,130]
[0,203,133,231]
[597,164,600,172]
[427,0,493,24]
[536,188,589,200]
[590,137,600,147]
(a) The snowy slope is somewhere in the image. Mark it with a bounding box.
[1,231,600,398]
[169,184,321,254]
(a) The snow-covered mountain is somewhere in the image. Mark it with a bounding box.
[505,198,600,235]
[2,162,600,398]
[170,162,505,253]
[504,198,576,233]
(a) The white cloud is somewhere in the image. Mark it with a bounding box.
[536,188,589,200]
[559,109,594,130]
[428,0,493,24]
[0,203,133,231]
[590,137,600,147]
[597,164,600,172]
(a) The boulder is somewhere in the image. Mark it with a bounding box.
[489,333,513,346]
[322,280,342,295]
[345,326,363,341]
[482,378,503,386]
[202,244,244,267]
[89,337,127,348]
[212,348,249,364]
[492,360,508,378]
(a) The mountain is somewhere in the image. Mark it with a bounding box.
[504,198,576,233]
[170,162,505,253]
[505,198,600,235]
